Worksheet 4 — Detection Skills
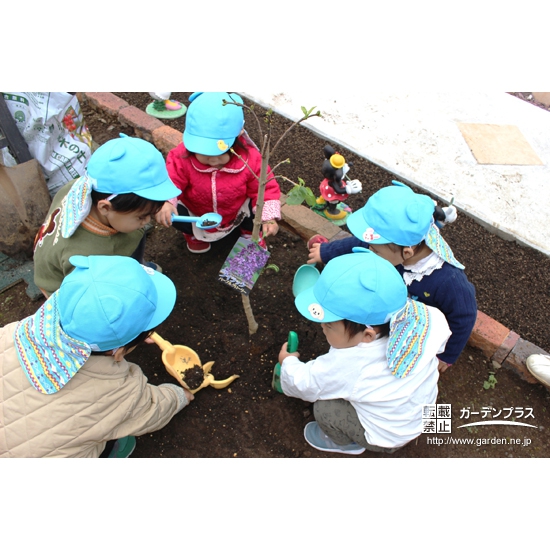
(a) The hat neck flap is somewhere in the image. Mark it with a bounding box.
[387,298,432,378]
[61,173,97,238]
[424,223,464,269]
[14,292,91,394]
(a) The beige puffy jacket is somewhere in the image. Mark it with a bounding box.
[0,322,186,458]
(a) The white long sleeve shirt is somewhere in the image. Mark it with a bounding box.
[281,305,451,448]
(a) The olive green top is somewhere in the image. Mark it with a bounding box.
[33,181,145,295]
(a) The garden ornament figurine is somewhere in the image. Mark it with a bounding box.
[313,145,362,224]
[433,197,458,229]
[146,93,187,119]
[151,332,239,393]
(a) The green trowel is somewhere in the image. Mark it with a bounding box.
[272,331,299,393]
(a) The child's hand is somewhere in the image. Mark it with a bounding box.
[183,388,195,402]
[279,341,300,364]
[262,220,279,238]
[438,360,451,373]
[307,243,323,265]
[156,202,178,227]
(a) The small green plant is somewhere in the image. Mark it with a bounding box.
[483,373,498,390]
[286,177,318,208]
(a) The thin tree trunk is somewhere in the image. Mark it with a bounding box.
[242,294,258,335]
[252,139,270,242]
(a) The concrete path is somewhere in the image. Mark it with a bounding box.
[242,92,550,257]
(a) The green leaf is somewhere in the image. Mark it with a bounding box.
[301,106,307,116]
[483,373,497,390]
[286,186,309,205]
[264,264,279,273]
[304,187,318,207]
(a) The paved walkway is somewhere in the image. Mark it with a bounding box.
[243,92,550,257]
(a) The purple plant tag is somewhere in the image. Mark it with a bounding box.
[219,237,270,295]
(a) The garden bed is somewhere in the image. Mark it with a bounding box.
[5,92,549,458]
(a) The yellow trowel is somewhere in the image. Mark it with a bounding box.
[151,332,239,394]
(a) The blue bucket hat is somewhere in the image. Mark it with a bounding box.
[58,255,176,351]
[294,250,435,378]
[14,255,177,394]
[87,134,178,200]
[61,134,179,238]
[295,250,407,325]
[183,92,244,156]
[347,181,435,246]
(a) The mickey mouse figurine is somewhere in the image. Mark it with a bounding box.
[315,145,362,223]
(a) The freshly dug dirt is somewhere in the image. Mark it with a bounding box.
[183,365,205,390]
[2,92,549,458]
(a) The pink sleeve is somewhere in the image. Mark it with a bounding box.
[262,199,281,221]
[166,143,189,194]
[245,147,281,212]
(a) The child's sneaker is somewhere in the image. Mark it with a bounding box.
[304,422,366,455]
[183,233,211,254]
[108,435,136,458]
[307,234,329,250]
[143,261,163,273]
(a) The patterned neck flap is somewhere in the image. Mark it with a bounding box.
[424,223,464,269]
[387,299,431,378]
[61,173,97,238]
[14,292,91,394]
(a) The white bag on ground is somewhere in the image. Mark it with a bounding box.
[2,92,93,196]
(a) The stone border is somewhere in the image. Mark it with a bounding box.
[77,92,549,385]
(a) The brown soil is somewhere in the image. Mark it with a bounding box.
[183,365,205,390]
[3,92,549,458]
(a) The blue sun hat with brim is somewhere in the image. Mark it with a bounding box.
[295,249,407,325]
[87,134,178,200]
[183,92,244,156]
[14,256,177,394]
[294,249,435,378]
[61,134,179,238]
[58,255,176,350]
[347,181,435,246]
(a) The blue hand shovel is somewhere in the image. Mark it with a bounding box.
[172,212,222,230]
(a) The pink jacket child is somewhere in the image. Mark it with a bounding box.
[158,92,281,254]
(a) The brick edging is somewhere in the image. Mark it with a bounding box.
[77,92,549,385]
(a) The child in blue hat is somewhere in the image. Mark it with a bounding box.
[307,181,477,371]
[0,255,193,458]
[33,134,180,296]
[156,92,281,253]
[278,251,451,455]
